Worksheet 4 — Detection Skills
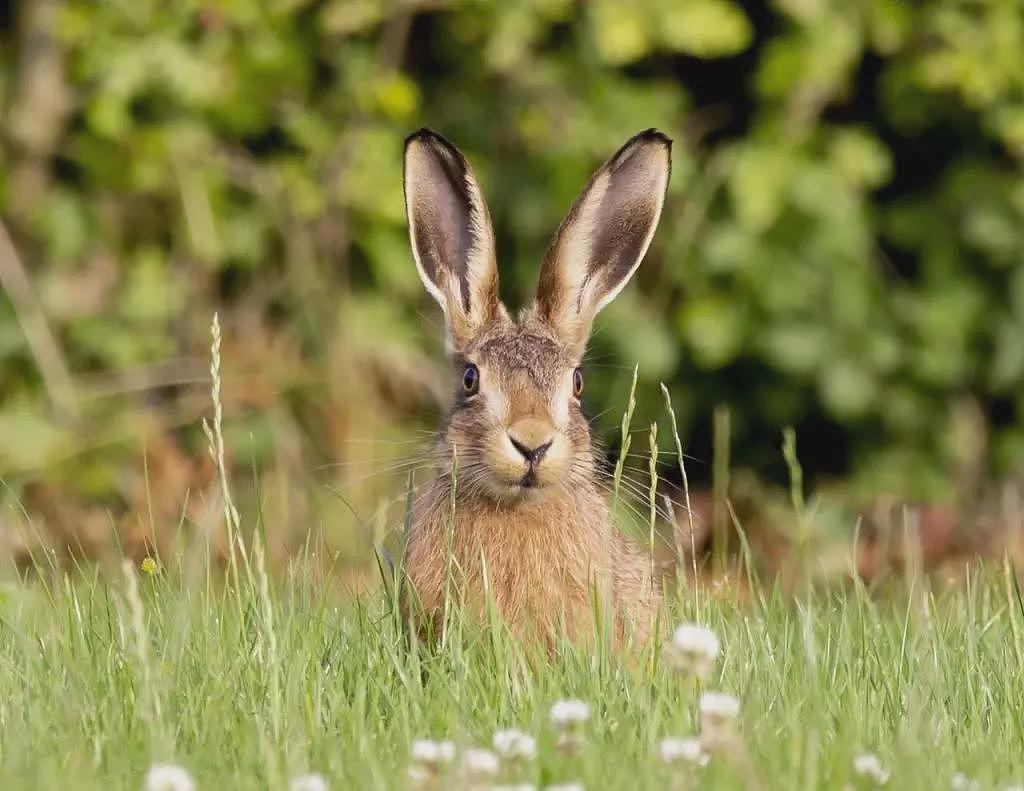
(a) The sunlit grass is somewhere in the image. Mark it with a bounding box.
[0,554,1023,789]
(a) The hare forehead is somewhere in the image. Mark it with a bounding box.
[475,329,571,390]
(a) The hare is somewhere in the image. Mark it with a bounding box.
[401,128,671,648]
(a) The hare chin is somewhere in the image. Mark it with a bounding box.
[479,472,559,505]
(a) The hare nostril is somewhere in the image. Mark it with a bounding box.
[509,436,534,461]
[509,436,553,465]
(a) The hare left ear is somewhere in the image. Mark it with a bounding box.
[404,128,506,353]
[533,129,671,357]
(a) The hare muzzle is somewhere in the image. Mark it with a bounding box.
[506,417,556,486]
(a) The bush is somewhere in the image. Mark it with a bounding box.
[2,0,1024,556]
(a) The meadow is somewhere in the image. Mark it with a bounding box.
[4,3,1024,788]
[2,327,1022,791]
[2,535,1022,789]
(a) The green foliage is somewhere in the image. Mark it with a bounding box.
[3,0,1024,538]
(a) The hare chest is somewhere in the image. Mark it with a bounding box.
[403,502,608,642]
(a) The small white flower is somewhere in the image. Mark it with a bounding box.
[951,774,980,791]
[852,753,890,785]
[407,764,432,787]
[699,692,740,721]
[144,764,195,791]
[411,738,457,767]
[698,691,740,748]
[549,699,590,729]
[289,774,328,791]
[493,729,538,761]
[659,737,709,767]
[461,748,499,780]
[666,624,721,678]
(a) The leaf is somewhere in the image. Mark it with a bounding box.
[659,0,753,58]
[679,294,744,368]
[590,0,651,65]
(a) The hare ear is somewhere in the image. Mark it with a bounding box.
[534,129,671,357]
[404,128,505,352]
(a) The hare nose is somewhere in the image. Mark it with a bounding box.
[509,436,552,464]
[508,419,554,465]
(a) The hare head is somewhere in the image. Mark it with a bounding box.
[404,129,671,504]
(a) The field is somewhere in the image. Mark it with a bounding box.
[2,331,1023,791]
[1,528,1023,789]
[5,3,1024,789]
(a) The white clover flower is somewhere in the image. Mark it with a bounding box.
[461,748,499,780]
[665,624,721,678]
[493,729,538,761]
[407,764,432,788]
[289,774,328,791]
[852,753,890,785]
[549,699,590,729]
[411,738,457,767]
[698,691,740,748]
[659,737,709,767]
[699,692,740,721]
[951,774,980,791]
[144,764,195,791]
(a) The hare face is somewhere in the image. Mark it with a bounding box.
[446,319,589,503]
[404,127,670,504]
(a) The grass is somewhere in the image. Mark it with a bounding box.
[0,552,1023,789]
[1,319,1023,790]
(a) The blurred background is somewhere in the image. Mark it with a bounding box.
[2,0,1024,583]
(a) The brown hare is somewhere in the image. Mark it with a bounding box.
[401,128,671,648]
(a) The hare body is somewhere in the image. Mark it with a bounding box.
[400,129,671,646]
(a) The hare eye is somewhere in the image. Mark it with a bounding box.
[462,363,480,395]
[572,367,584,398]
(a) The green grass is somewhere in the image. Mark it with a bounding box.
[1,550,1023,790]
[2,326,1022,790]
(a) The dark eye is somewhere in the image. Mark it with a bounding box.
[572,367,584,398]
[462,363,480,395]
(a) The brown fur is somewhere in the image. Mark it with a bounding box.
[403,317,659,647]
[400,129,672,649]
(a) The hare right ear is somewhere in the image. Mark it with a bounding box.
[533,129,671,358]
[404,129,505,352]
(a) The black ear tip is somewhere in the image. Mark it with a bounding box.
[404,128,469,171]
[636,128,673,148]
[405,127,441,149]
